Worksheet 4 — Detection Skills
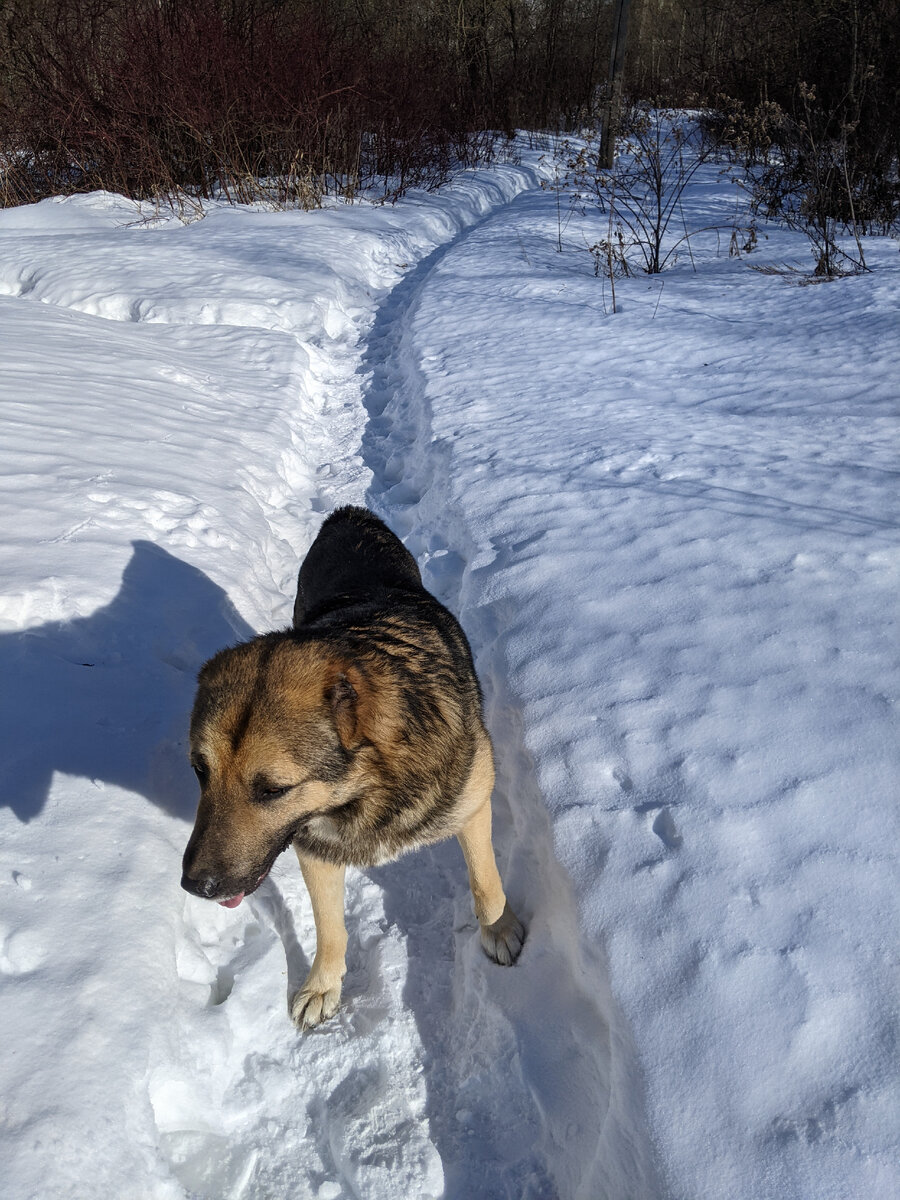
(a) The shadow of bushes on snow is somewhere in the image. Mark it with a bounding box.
[0,540,254,823]
[640,477,900,534]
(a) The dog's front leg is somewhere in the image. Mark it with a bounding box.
[457,801,525,966]
[291,850,348,1030]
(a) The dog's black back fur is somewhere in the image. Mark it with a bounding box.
[293,507,422,627]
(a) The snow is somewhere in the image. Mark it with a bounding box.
[0,146,897,1200]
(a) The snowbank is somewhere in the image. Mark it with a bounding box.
[0,151,897,1199]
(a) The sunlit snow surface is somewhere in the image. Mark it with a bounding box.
[0,153,897,1200]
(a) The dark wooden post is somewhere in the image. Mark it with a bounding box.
[600,0,632,168]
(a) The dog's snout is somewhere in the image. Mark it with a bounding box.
[181,870,219,899]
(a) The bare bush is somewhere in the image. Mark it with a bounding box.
[559,107,739,283]
[716,87,872,278]
[625,0,899,238]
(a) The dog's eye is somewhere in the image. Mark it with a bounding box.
[191,760,208,784]
[256,784,291,802]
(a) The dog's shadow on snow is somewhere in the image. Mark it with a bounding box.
[0,540,254,823]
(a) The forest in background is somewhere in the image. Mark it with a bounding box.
[0,0,897,230]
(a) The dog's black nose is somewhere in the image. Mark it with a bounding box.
[181,872,219,899]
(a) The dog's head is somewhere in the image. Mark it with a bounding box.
[181,633,378,907]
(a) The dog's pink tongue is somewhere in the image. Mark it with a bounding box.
[218,892,244,909]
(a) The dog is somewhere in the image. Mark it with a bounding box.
[181,506,525,1029]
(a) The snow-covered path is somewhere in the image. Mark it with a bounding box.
[1,153,898,1200]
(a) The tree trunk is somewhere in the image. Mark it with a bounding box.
[600,0,631,168]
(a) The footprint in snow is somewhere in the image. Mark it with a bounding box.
[652,807,683,850]
[0,925,48,975]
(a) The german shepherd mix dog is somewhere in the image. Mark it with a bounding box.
[181,507,525,1029]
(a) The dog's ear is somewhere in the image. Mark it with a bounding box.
[326,667,366,751]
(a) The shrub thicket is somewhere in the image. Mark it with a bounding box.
[0,0,614,208]
[626,0,899,233]
[0,0,896,231]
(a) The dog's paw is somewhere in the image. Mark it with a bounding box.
[479,901,525,966]
[290,981,342,1031]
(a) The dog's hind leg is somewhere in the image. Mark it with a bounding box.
[457,800,525,967]
[290,851,348,1030]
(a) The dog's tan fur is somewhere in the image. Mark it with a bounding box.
[182,507,524,1029]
